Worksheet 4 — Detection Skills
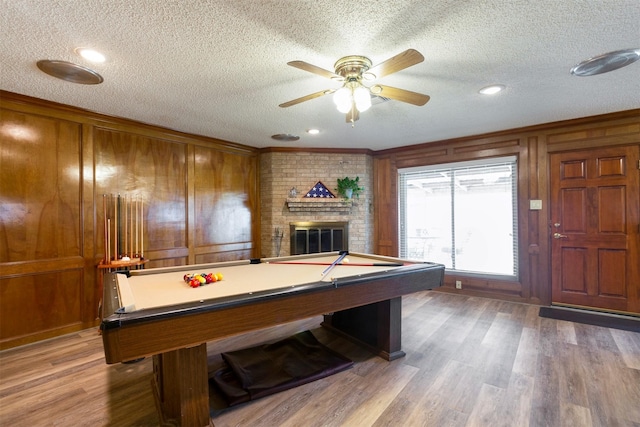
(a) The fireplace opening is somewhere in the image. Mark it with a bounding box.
[290,221,348,255]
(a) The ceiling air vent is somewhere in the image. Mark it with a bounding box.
[371,95,391,105]
[271,133,300,141]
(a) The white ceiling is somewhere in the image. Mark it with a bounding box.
[1,1,639,151]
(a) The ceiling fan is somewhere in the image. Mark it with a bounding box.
[279,49,430,124]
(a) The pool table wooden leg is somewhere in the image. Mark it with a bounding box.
[322,297,405,361]
[152,343,213,426]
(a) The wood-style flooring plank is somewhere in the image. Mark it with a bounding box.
[496,372,534,427]
[530,354,561,426]
[560,402,593,427]
[609,328,640,369]
[339,362,419,426]
[558,343,590,408]
[464,383,507,427]
[556,320,578,345]
[1,291,638,427]
[512,327,540,378]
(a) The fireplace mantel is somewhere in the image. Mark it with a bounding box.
[286,198,353,213]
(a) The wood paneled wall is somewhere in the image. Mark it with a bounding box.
[0,92,260,349]
[373,109,640,305]
[1,90,637,349]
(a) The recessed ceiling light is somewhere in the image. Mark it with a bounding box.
[479,85,506,95]
[306,129,320,135]
[75,47,106,63]
[570,48,640,76]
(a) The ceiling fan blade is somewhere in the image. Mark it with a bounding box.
[279,89,334,108]
[346,104,359,124]
[368,49,424,79]
[373,85,430,106]
[287,61,342,80]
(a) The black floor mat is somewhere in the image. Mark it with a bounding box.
[539,306,640,332]
[211,330,353,406]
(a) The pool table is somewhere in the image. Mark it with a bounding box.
[100,252,444,426]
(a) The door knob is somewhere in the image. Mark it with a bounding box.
[553,232,568,239]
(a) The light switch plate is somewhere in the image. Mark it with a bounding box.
[529,199,542,210]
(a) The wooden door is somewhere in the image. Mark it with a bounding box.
[550,145,639,314]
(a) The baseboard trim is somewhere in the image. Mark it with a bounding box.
[539,306,640,332]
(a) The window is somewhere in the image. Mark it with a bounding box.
[399,157,518,277]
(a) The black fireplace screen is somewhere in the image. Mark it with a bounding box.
[290,222,348,255]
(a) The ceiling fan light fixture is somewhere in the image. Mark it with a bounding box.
[334,84,372,113]
[334,86,352,113]
[281,49,429,124]
[353,86,372,112]
[362,72,376,81]
[336,101,353,114]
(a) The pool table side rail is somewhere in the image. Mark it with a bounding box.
[101,263,443,330]
[100,276,336,329]
[125,252,423,277]
[101,260,445,364]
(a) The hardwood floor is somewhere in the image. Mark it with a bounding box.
[1,292,638,426]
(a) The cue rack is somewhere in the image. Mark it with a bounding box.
[100,193,147,268]
[97,194,147,321]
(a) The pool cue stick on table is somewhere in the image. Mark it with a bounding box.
[270,261,404,267]
[321,251,348,277]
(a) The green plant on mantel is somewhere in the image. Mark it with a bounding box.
[335,176,363,199]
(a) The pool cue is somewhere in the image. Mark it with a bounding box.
[130,197,133,258]
[118,194,122,258]
[114,194,118,261]
[135,195,139,257]
[103,194,108,263]
[124,195,127,258]
[107,219,111,264]
[270,261,404,267]
[321,251,348,277]
[140,197,144,259]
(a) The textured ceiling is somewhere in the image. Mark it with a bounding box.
[1,0,639,150]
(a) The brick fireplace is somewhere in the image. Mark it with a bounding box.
[260,151,374,258]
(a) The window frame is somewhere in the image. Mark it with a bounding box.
[398,156,519,280]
